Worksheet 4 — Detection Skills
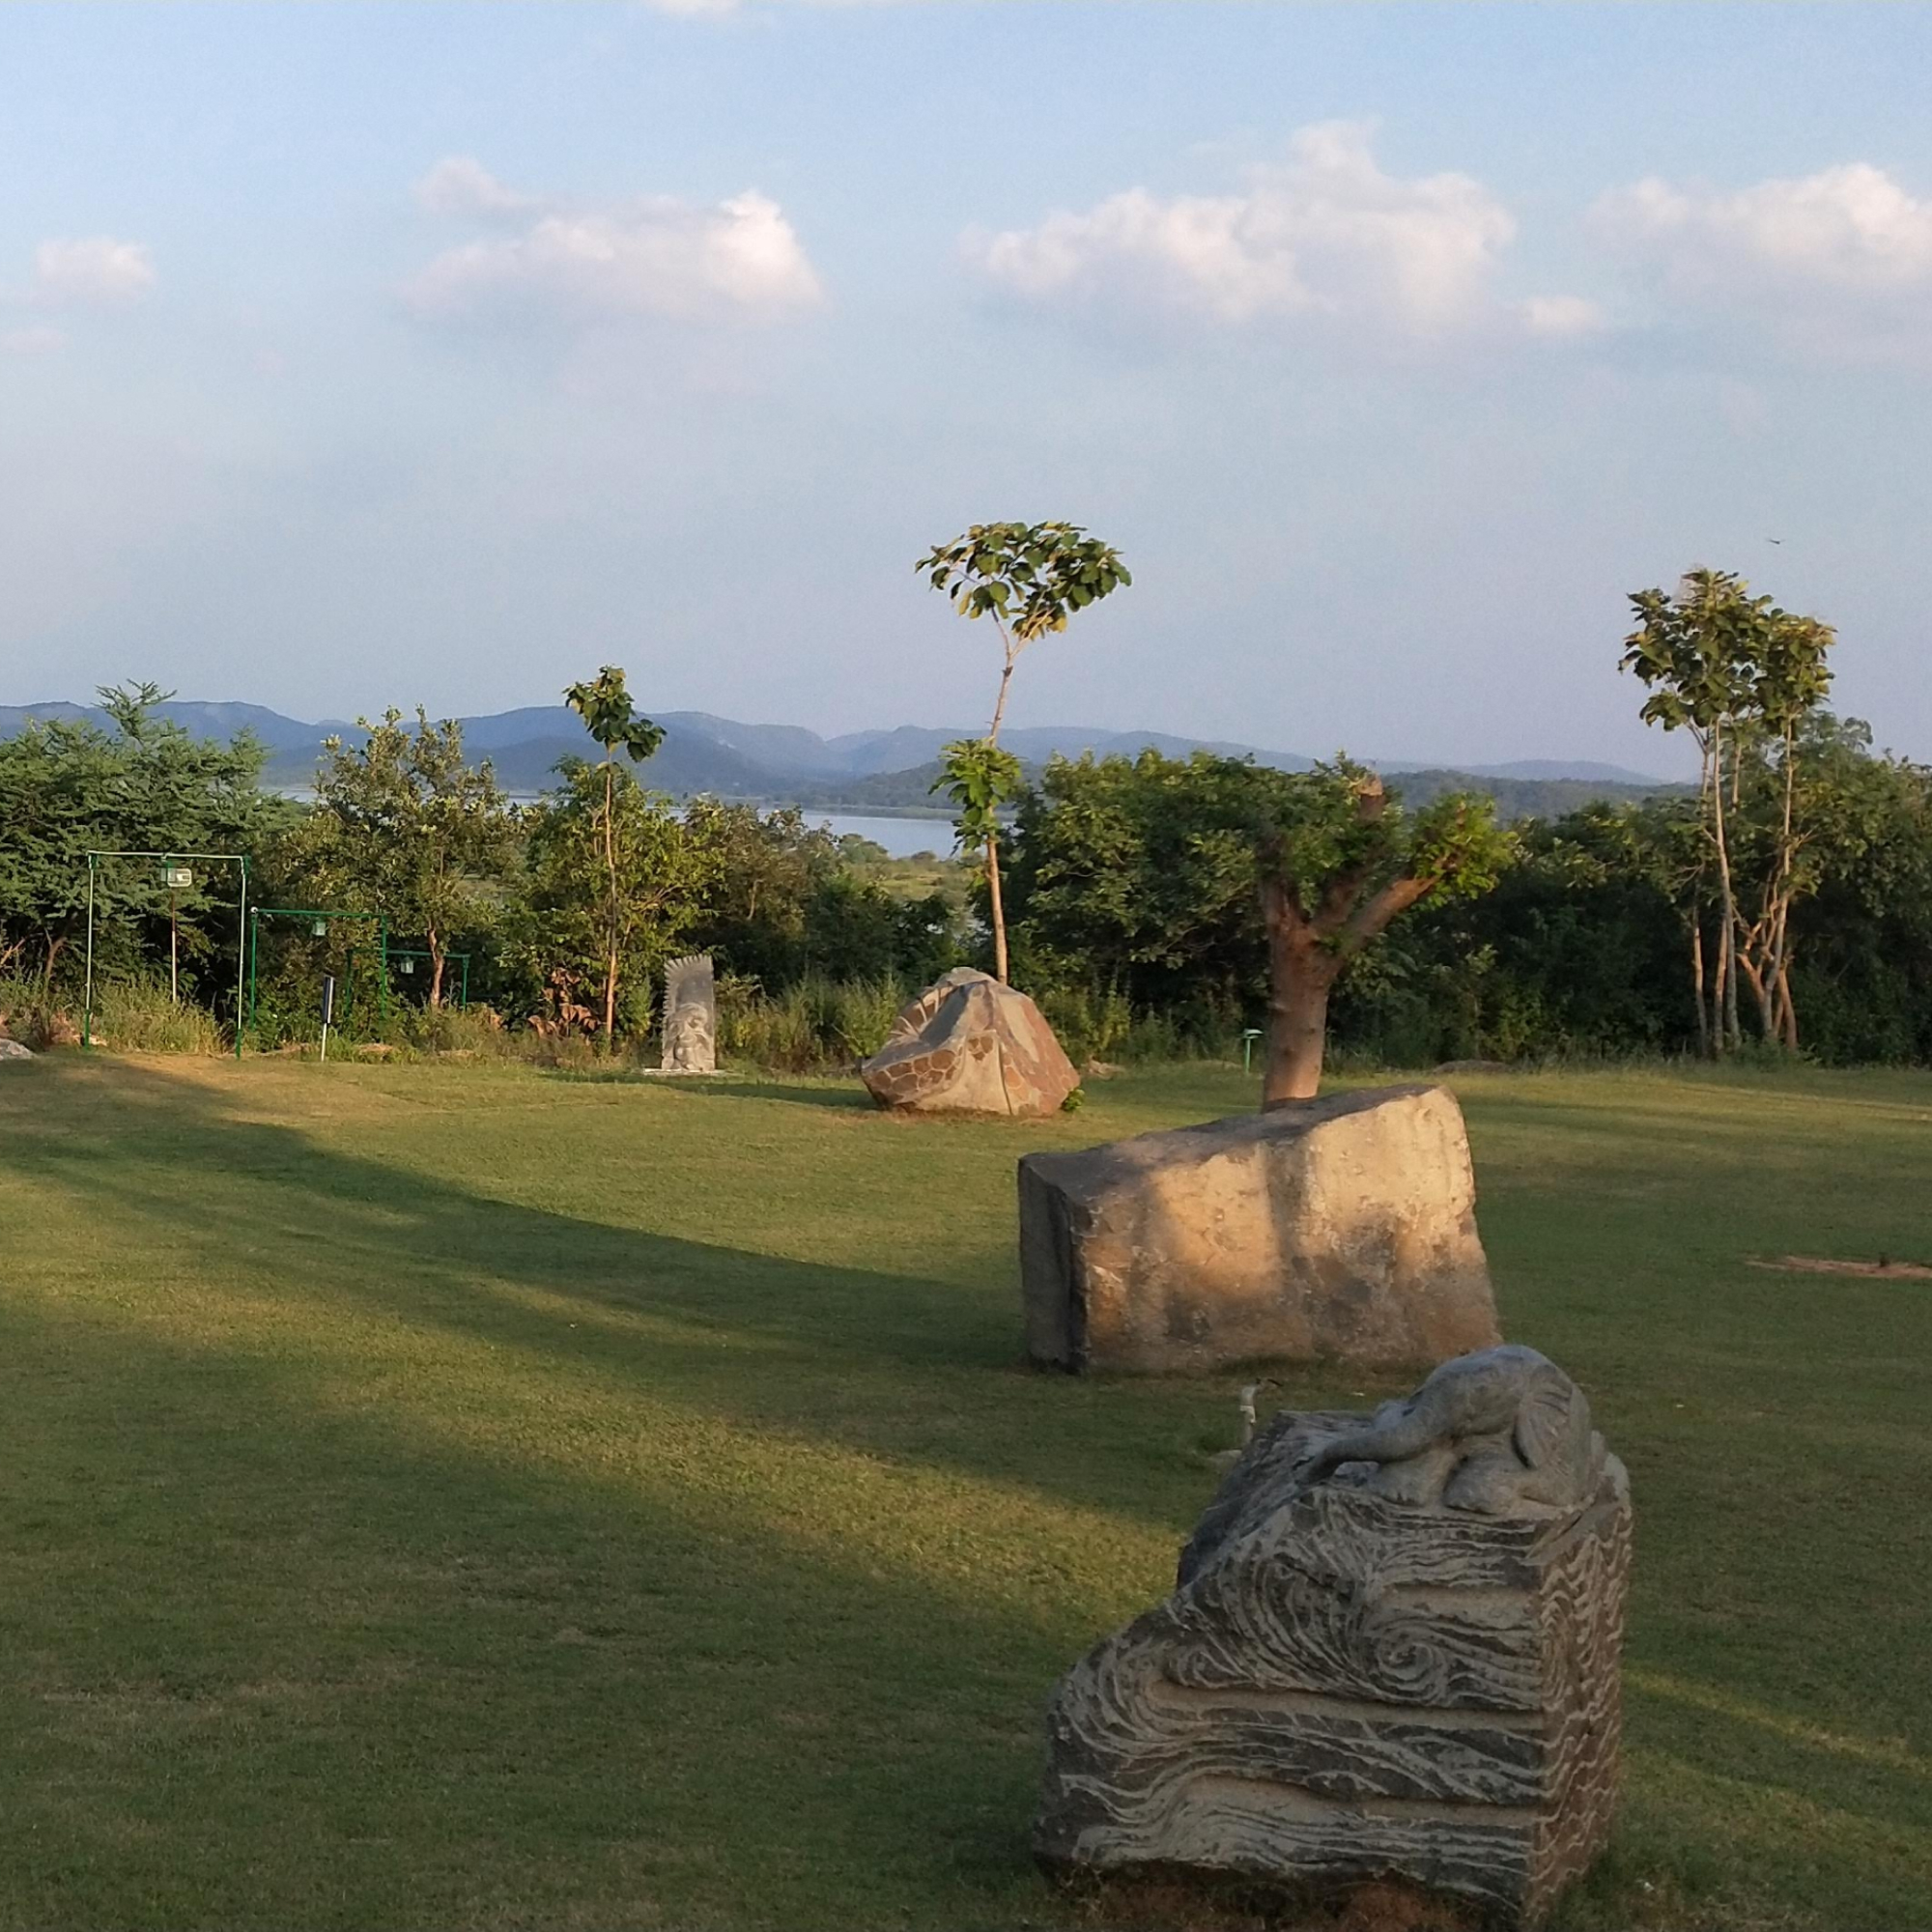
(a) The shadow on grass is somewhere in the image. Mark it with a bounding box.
[0,1056,1217,1538]
[0,1286,1064,1932]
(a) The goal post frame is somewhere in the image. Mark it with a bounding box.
[83,849,250,1061]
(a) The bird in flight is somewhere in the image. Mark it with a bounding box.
[1767,537,1783,545]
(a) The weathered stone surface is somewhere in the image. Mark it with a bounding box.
[860,968,1078,1118]
[1019,1085,1499,1374]
[1037,1349,1630,1929]
[0,1038,33,1062]
[660,953,717,1074]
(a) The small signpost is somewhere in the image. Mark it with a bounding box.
[320,974,337,1065]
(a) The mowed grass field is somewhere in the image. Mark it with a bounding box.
[1,1054,1928,1932]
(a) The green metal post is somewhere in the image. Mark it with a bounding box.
[235,857,248,1059]
[459,954,469,1010]
[82,856,97,1053]
[246,906,260,1042]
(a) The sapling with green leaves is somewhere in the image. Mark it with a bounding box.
[917,522,1128,980]
[564,667,667,1049]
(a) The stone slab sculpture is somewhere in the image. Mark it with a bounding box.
[860,967,1078,1118]
[660,954,717,1074]
[1037,1346,1631,1929]
[1019,1084,1499,1374]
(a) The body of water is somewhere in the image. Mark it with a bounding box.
[809,813,955,859]
[280,790,956,862]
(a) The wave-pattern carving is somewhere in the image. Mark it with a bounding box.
[1037,1409,1631,1928]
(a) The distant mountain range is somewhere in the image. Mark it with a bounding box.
[0,698,1673,818]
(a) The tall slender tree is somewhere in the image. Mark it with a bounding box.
[1622,569,1833,1053]
[917,522,1127,981]
[563,667,667,1049]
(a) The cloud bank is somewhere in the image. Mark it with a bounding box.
[965,122,1589,340]
[406,160,823,325]
[1594,159,1932,359]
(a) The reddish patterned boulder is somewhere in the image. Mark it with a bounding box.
[861,968,1078,1118]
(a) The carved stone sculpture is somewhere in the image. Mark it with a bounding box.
[860,967,1078,1118]
[1019,1085,1500,1374]
[1037,1348,1631,1929]
[660,954,716,1074]
[1297,1344,1604,1514]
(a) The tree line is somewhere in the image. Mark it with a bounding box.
[0,670,961,1053]
[997,569,1930,1079]
[6,539,1920,1092]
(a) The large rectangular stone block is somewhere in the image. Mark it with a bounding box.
[1018,1084,1500,1374]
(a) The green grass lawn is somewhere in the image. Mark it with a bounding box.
[1,1054,1928,1931]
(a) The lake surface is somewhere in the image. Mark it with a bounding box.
[280,791,956,861]
[810,812,955,858]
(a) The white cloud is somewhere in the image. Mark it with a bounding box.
[1596,163,1932,291]
[406,167,823,324]
[413,156,542,219]
[1520,294,1608,338]
[1,325,65,356]
[965,122,1524,334]
[33,236,156,306]
[1592,161,1932,359]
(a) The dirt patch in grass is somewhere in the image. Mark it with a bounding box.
[1752,1254,1932,1280]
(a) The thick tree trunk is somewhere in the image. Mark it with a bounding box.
[986,827,1009,983]
[1261,880,1338,1107]
[1264,929,1336,1107]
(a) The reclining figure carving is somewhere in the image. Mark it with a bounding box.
[1302,1343,1605,1514]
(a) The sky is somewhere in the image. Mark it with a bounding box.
[4,3,1932,778]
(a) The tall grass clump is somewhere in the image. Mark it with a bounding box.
[716,973,908,1072]
[1034,983,1240,1067]
[93,977,228,1055]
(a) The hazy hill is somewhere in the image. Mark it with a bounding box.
[0,696,1673,816]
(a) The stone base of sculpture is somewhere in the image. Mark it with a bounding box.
[1036,1349,1630,1930]
[860,968,1078,1118]
[1019,1085,1500,1374]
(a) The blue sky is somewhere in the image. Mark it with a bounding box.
[4,3,1931,775]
